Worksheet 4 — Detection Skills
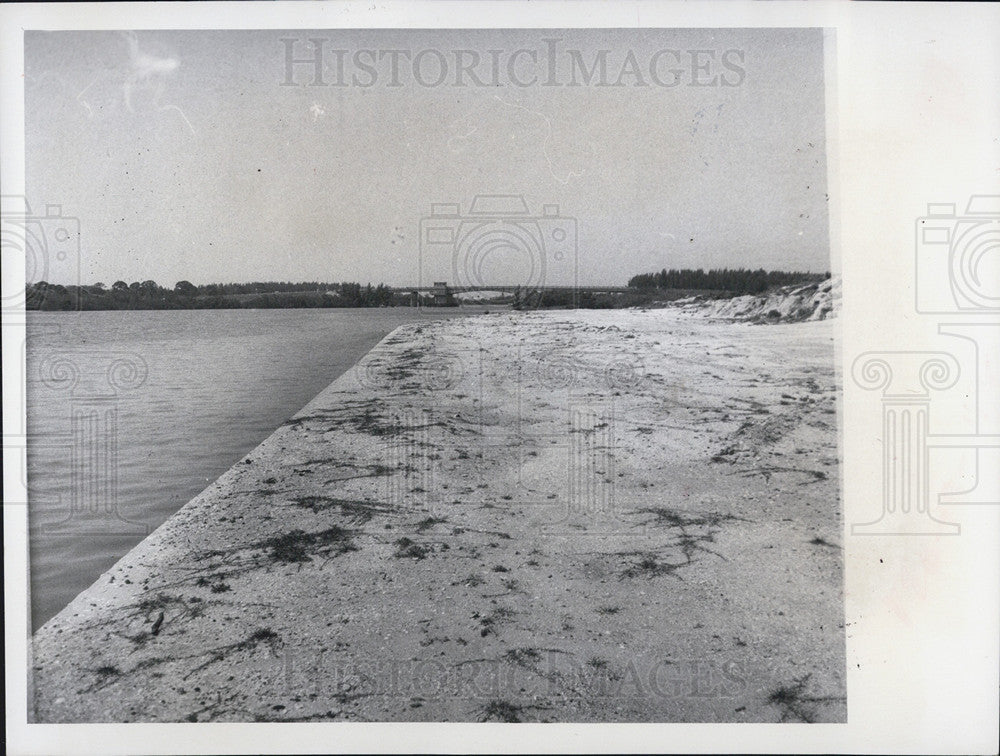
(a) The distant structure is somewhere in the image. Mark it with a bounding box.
[431,281,455,307]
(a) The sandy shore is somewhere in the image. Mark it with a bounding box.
[30,307,845,723]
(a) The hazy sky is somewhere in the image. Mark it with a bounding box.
[25,28,829,287]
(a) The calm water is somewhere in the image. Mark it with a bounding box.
[26,308,474,630]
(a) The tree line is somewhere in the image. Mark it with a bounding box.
[24,267,833,311]
[627,267,829,295]
[24,280,428,311]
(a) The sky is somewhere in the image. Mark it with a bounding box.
[25,28,830,288]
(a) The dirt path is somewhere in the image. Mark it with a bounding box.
[30,309,845,722]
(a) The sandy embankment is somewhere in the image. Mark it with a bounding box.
[31,307,845,723]
[677,277,841,322]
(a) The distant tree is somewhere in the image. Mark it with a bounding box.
[93,282,106,291]
[28,278,404,311]
[627,267,825,295]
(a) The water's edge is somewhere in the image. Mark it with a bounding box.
[30,322,411,639]
[26,309,475,629]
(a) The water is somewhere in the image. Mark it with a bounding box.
[25,308,474,630]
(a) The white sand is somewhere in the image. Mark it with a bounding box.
[31,308,844,723]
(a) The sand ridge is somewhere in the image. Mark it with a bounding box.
[30,308,845,723]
